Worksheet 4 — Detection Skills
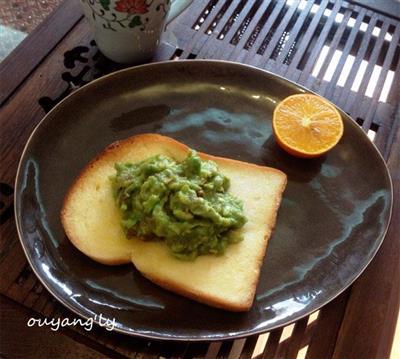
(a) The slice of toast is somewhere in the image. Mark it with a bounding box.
[61,134,287,311]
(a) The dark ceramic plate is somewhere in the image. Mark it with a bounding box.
[15,60,392,341]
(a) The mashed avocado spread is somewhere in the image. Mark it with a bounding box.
[111,151,247,260]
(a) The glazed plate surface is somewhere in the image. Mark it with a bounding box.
[15,60,392,340]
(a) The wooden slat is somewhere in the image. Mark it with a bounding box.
[306,10,354,94]
[0,206,17,259]
[140,340,169,358]
[94,329,150,358]
[227,0,274,61]
[386,54,400,106]
[0,183,13,225]
[378,255,400,359]
[50,303,68,320]
[285,318,309,359]
[23,282,44,308]
[334,12,379,106]
[297,0,344,84]
[256,0,301,68]
[175,0,213,29]
[313,9,353,82]
[384,97,400,158]
[374,122,393,156]
[225,0,272,60]
[324,7,369,99]
[305,291,350,359]
[241,0,287,64]
[212,0,260,59]
[284,0,331,77]
[274,0,316,66]
[221,0,258,42]
[198,0,244,59]
[219,340,235,358]
[262,328,283,359]
[6,266,38,304]
[0,0,83,106]
[180,0,229,58]
[42,297,58,317]
[158,341,189,358]
[0,236,28,294]
[347,21,392,123]
[228,338,246,359]
[240,335,259,359]
[31,287,54,314]
[348,0,400,20]
[205,342,223,359]
[208,0,247,37]
[363,24,400,127]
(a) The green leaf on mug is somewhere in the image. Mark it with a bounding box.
[129,16,142,28]
[100,0,110,10]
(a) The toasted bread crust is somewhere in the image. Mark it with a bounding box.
[61,133,287,311]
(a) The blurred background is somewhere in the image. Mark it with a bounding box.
[0,0,62,60]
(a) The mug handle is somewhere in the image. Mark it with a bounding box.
[166,0,193,26]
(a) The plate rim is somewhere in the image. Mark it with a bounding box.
[14,59,394,341]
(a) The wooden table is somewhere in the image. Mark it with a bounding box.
[1,0,399,358]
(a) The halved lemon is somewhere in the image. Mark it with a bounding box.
[272,94,344,158]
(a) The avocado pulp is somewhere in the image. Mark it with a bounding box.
[111,151,246,260]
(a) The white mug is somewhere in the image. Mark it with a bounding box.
[80,0,192,64]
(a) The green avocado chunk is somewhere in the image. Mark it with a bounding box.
[111,150,247,260]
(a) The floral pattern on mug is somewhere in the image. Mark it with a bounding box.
[114,0,149,14]
[81,0,167,31]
